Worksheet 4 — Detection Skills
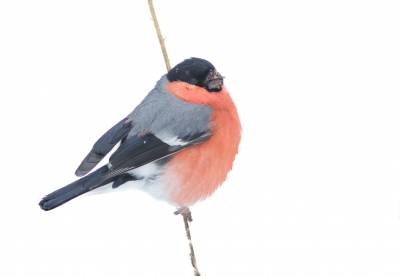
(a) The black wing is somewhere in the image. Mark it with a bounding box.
[89,132,210,190]
[75,118,133,176]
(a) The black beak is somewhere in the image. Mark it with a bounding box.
[205,70,224,92]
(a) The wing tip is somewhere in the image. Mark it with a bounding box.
[75,169,89,177]
[38,198,52,211]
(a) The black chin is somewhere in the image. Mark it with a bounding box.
[207,87,222,93]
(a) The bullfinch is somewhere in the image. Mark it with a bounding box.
[39,58,242,214]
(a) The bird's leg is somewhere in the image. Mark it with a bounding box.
[174,206,192,222]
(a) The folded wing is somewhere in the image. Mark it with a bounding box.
[89,132,210,190]
[75,118,133,176]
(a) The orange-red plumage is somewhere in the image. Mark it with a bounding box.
[164,81,242,206]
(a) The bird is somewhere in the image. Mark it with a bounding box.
[39,57,242,216]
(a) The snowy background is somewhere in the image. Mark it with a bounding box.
[1,0,400,275]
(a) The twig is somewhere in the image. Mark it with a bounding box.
[182,211,201,276]
[147,1,200,275]
[148,0,171,71]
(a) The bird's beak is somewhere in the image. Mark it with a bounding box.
[205,69,224,92]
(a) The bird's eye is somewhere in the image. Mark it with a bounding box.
[187,78,198,85]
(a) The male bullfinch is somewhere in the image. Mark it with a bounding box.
[39,58,242,214]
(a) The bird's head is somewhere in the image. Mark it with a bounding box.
[167,57,224,93]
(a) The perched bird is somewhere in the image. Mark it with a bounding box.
[39,58,241,215]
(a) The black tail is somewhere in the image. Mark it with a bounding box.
[39,165,117,211]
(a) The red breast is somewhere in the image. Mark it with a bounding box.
[163,81,242,207]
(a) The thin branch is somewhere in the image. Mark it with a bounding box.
[182,212,201,276]
[148,0,171,71]
[172,209,201,276]
[147,1,200,275]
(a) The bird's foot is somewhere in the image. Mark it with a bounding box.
[174,206,192,222]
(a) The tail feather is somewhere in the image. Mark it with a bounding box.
[39,165,116,211]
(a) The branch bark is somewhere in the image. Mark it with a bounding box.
[148,0,171,71]
[182,212,201,276]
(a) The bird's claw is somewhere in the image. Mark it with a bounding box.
[174,206,193,222]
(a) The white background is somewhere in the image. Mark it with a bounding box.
[1,0,400,275]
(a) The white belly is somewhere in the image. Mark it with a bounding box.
[86,162,170,204]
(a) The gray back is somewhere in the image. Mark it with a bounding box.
[126,75,212,140]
